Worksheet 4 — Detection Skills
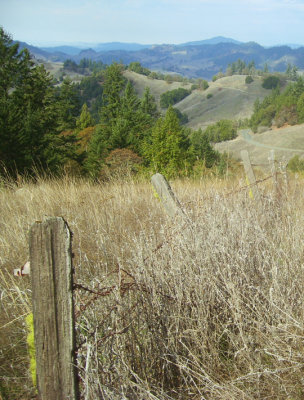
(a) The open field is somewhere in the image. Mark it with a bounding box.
[1,174,304,399]
[215,124,304,169]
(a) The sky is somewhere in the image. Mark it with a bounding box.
[1,0,304,47]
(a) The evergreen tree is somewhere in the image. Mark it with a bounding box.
[190,128,219,167]
[143,106,194,177]
[141,87,159,118]
[101,63,126,123]
[55,78,81,132]
[76,103,94,131]
[85,124,109,178]
[0,28,79,175]
[86,71,156,177]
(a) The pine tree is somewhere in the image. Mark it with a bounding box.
[76,103,94,131]
[100,63,126,123]
[144,106,194,177]
[141,87,158,118]
[0,28,80,175]
[190,129,219,168]
[56,78,81,132]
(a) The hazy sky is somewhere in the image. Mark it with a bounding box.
[1,0,303,47]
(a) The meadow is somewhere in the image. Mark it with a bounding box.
[1,173,304,399]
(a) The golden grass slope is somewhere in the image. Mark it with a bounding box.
[177,75,270,129]
[215,124,304,168]
[123,70,192,104]
[124,71,270,129]
[1,175,304,399]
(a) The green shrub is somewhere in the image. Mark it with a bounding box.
[160,88,190,108]
[245,75,254,84]
[128,62,150,76]
[204,119,237,143]
[206,93,213,99]
[287,155,304,172]
[262,75,280,89]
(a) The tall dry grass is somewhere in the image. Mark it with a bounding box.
[1,174,304,399]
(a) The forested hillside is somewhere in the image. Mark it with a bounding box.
[0,29,225,180]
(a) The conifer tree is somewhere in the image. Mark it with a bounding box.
[56,78,81,132]
[86,69,155,176]
[141,87,159,118]
[190,128,219,167]
[0,28,80,175]
[76,103,94,131]
[144,106,194,177]
[100,62,126,123]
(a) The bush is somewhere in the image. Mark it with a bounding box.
[287,155,304,172]
[172,108,189,124]
[103,148,143,178]
[206,93,213,99]
[245,75,254,84]
[160,88,191,108]
[128,62,150,76]
[262,75,280,89]
[204,119,237,143]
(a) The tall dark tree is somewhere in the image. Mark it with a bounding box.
[0,28,79,175]
[55,78,81,132]
[141,87,159,118]
[86,67,155,177]
[100,62,126,123]
[190,128,219,167]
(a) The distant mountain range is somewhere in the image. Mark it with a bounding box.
[16,36,304,79]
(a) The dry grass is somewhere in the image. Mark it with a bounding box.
[215,124,304,169]
[1,174,304,399]
[123,70,192,106]
[177,76,269,130]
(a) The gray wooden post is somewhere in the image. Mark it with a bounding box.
[29,217,79,400]
[151,173,187,220]
[241,150,262,204]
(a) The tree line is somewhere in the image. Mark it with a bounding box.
[1,28,227,180]
[250,77,304,131]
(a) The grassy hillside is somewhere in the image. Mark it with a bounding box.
[124,71,270,129]
[177,75,270,129]
[1,175,304,399]
[215,124,304,169]
[43,65,270,131]
[123,70,192,104]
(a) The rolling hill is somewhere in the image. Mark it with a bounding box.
[125,70,304,167]
[124,71,270,129]
[215,124,304,170]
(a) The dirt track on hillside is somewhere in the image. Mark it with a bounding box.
[215,125,304,171]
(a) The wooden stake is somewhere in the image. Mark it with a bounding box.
[29,217,79,400]
[151,173,187,220]
[241,150,262,204]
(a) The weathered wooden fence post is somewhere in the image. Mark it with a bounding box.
[241,150,262,205]
[29,217,79,400]
[151,173,188,221]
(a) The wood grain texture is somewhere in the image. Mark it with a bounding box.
[151,173,186,220]
[241,150,262,204]
[29,217,78,400]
